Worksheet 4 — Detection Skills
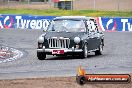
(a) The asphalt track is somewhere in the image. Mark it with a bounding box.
[0,29,132,79]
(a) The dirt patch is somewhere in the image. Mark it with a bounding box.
[0,74,131,88]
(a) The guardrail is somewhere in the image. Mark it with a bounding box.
[0,14,131,31]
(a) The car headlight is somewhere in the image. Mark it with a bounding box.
[38,36,44,43]
[74,37,80,44]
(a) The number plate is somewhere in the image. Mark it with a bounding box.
[52,50,64,54]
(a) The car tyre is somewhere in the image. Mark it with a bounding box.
[80,44,88,58]
[37,52,46,60]
[95,42,103,55]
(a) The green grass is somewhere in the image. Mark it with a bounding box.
[0,9,132,17]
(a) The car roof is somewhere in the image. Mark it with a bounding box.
[53,16,95,21]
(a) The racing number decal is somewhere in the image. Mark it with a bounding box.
[52,50,64,54]
[87,20,96,32]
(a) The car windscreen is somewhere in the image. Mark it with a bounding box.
[47,19,86,32]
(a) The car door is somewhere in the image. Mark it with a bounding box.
[86,19,100,50]
[91,30,100,50]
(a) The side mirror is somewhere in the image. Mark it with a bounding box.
[42,19,51,32]
[43,29,47,32]
[99,31,103,34]
[43,27,48,32]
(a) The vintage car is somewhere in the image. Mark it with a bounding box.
[37,16,104,60]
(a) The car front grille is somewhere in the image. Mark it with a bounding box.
[48,37,70,48]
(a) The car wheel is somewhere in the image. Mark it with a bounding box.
[37,52,46,60]
[80,44,88,58]
[76,75,86,85]
[95,42,103,55]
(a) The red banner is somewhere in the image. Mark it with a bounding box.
[53,0,59,2]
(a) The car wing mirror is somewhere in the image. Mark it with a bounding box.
[43,25,50,32]
[43,28,47,32]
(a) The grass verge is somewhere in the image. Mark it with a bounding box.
[0,9,132,17]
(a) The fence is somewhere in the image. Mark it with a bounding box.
[73,0,132,11]
[0,0,132,11]
[0,0,54,10]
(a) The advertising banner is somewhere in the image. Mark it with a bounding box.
[96,17,132,31]
[0,14,56,30]
[0,14,131,31]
